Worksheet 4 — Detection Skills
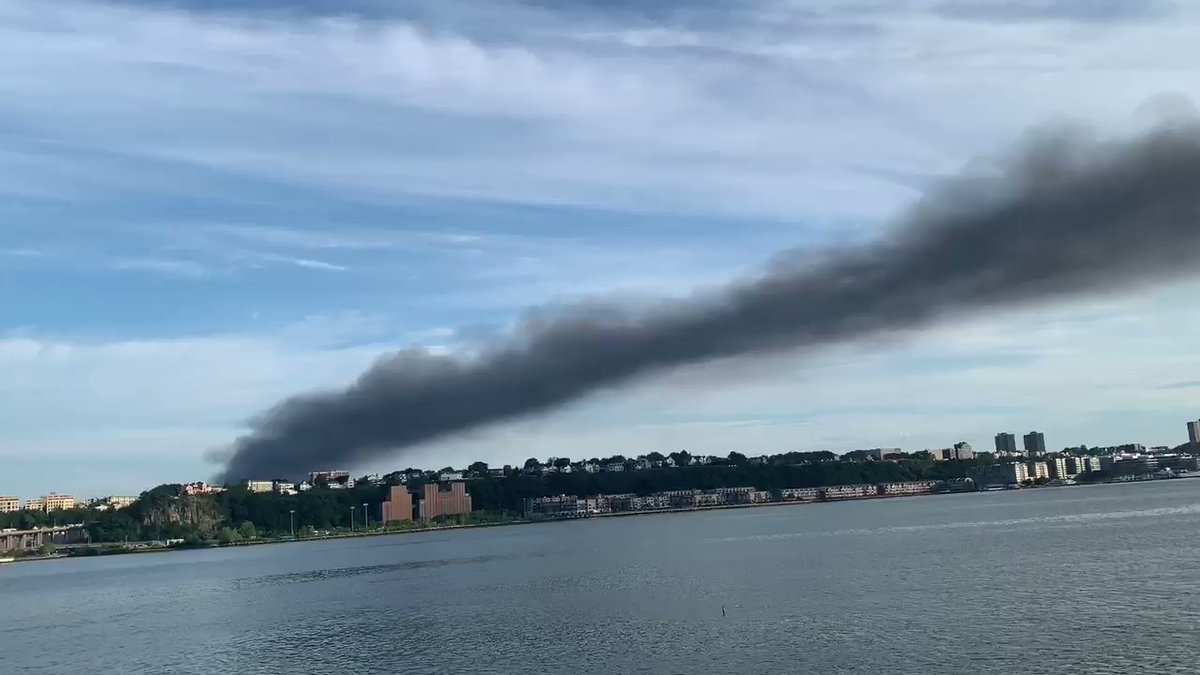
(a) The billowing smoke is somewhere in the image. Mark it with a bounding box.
[217,123,1200,481]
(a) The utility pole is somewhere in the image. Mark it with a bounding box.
[350,507,355,531]
[289,510,295,539]
[362,503,368,530]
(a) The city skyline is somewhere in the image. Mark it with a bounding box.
[4,0,1200,496]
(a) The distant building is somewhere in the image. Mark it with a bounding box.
[995,433,1017,455]
[1189,420,1200,451]
[952,442,975,460]
[780,488,820,502]
[1065,456,1088,475]
[182,482,224,496]
[438,471,464,482]
[1047,457,1069,480]
[380,485,413,523]
[26,493,76,511]
[863,448,903,460]
[822,484,876,500]
[0,496,19,513]
[244,480,274,493]
[102,496,137,509]
[273,481,296,495]
[1027,461,1050,481]
[604,462,625,472]
[981,462,1028,486]
[878,481,938,496]
[418,481,472,520]
[1023,431,1046,457]
[308,470,351,486]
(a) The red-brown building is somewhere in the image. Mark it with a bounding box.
[380,485,413,523]
[418,481,472,520]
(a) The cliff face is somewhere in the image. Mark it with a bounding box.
[140,497,224,537]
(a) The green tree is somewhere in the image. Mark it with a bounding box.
[298,525,317,538]
[668,451,691,467]
[727,451,747,465]
[523,457,541,470]
[217,527,242,545]
[238,521,258,539]
[37,542,57,556]
[468,461,489,476]
[646,451,665,462]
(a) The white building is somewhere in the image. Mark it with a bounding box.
[1027,461,1050,481]
[780,487,821,501]
[244,480,274,493]
[604,462,625,472]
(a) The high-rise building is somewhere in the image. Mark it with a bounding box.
[995,433,1017,455]
[1047,457,1069,480]
[380,485,413,523]
[952,442,975,460]
[1027,461,1050,481]
[1188,420,1200,450]
[1024,431,1046,457]
[0,496,20,513]
[418,481,472,520]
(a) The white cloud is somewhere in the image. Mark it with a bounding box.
[5,0,1196,221]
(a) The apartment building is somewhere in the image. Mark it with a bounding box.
[0,496,20,513]
[418,481,472,520]
[380,485,413,523]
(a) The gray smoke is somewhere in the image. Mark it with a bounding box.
[217,123,1200,481]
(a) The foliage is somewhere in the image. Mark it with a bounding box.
[217,527,242,545]
[237,521,258,539]
[38,542,57,556]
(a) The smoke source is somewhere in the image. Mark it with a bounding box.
[217,123,1200,481]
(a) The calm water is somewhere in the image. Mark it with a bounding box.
[3,481,1200,674]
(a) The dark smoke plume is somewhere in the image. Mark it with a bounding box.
[217,123,1200,481]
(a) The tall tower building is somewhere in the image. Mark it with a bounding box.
[994,432,1017,455]
[1188,419,1200,451]
[1024,431,1046,458]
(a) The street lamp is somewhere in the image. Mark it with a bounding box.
[362,503,368,530]
[350,506,355,531]
[289,509,295,539]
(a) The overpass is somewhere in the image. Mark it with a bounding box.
[0,524,90,554]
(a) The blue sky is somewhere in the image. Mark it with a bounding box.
[3,0,1200,498]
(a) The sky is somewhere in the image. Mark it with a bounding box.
[2,0,1199,498]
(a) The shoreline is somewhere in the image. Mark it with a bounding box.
[9,475,1192,563]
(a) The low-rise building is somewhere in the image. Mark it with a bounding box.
[604,462,625,472]
[102,496,137,509]
[244,480,274,493]
[273,481,297,495]
[780,487,821,501]
[0,496,19,513]
[822,484,876,500]
[182,482,224,496]
[26,493,76,511]
[878,481,938,496]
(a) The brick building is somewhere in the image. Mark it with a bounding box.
[380,485,413,523]
[418,481,472,520]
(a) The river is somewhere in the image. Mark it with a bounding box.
[3,480,1199,674]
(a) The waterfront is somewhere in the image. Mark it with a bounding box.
[3,481,1199,674]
